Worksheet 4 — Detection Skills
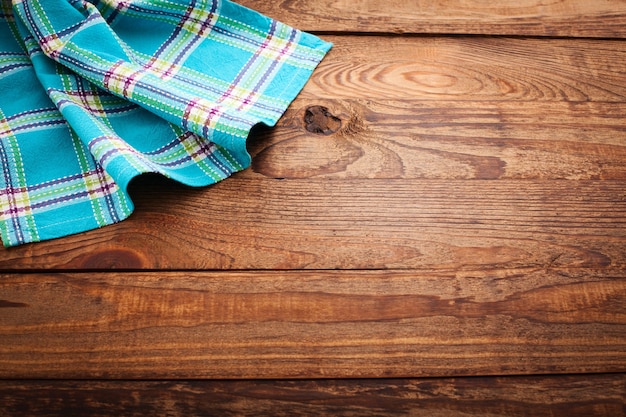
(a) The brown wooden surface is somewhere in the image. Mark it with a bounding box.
[2,178,625,270]
[240,0,626,38]
[1,375,624,417]
[3,36,626,270]
[2,0,626,415]
[2,271,625,379]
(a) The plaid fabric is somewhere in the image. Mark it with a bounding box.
[0,0,330,246]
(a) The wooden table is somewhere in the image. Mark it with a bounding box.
[2,1,625,415]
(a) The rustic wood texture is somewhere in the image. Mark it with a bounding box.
[1,271,624,378]
[1,375,624,417]
[240,0,626,38]
[2,36,626,270]
[1,178,625,270]
[1,0,626,414]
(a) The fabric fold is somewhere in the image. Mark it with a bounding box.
[0,0,331,246]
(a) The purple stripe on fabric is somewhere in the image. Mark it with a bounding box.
[88,137,126,168]
[205,149,233,176]
[99,146,124,163]
[26,172,85,191]
[196,20,278,126]
[155,142,212,168]
[222,20,278,95]
[0,52,28,57]
[62,54,194,108]
[89,132,230,176]
[146,0,218,77]
[89,136,155,171]
[20,1,45,44]
[151,0,197,60]
[125,2,185,20]
[50,85,138,115]
[210,20,282,114]
[53,12,101,39]
[0,168,102,195]
[210,25,321,65]
[58,43,260,127]
[0,62,32,75]
[151,133,232,176]
[88,136,110,148]
[181,98,197,132]
[104,0,129,23]
[92,163,120,223]
[28,181,118,212]
[0,172,118,216]
[0,119,66,135]
[0,142,25,243]
[102,60,124,92]
[144,135,185,156]
[4,107,58,122]
[56,97,136,115]
[204,107,219,138]
[172,71,284,115]
[238,27,298,111]
[173,3,218,64]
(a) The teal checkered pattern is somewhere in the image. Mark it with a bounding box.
[0,0,331,246]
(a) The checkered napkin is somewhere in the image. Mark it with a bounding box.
[0,0,330,247]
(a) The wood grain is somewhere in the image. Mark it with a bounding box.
[1,375,624,416]
[1,1,625,410]
[239,0,626,38]
[1,271,624,378]
[304,37,626,102]
[1,36,625,269]
[247,37,626,181]
[248,99,626,181]
[1,178,625,270]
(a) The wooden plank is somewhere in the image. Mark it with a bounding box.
[1,375,624,416]
[304,37,626,103]
[240,0,626,38]
[1,271,625,378]
[246,99,626,181]
[245,10,626,177]
[247,36,626,181]
[1,178,625,270]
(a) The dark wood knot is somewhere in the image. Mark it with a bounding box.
[304,105,342,135]
[0,300,29,308]
[78,248,147,269]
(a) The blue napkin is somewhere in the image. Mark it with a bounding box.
[0,0,331,246]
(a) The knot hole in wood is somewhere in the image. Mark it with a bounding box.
[304,105,342,135]
[78,248,148,269]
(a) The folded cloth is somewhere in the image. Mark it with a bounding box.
[0,0,330,247]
